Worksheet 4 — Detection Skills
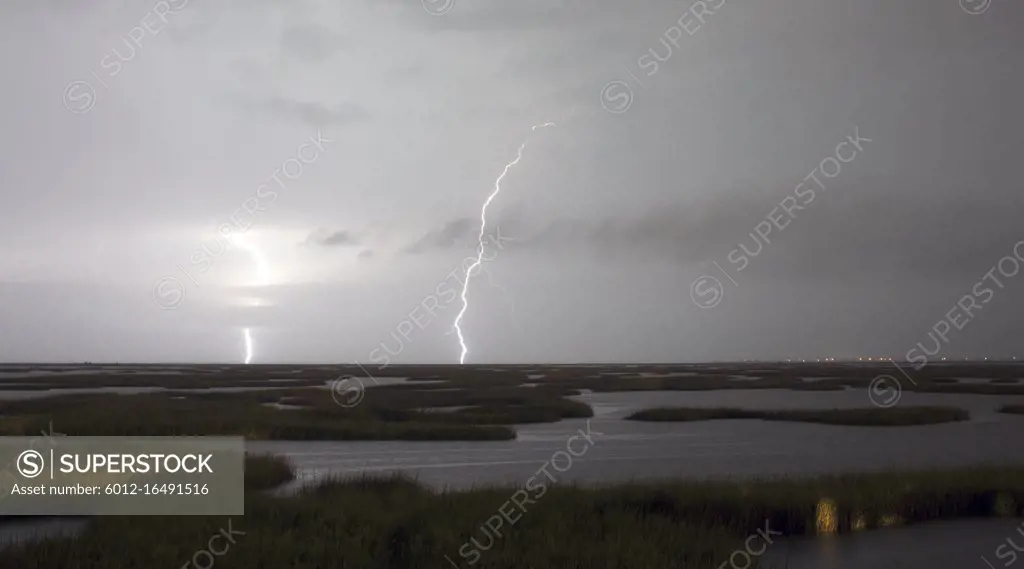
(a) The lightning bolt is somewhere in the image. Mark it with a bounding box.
[243,327,254,364]
[452,121,556,364]
[227,233,265,365]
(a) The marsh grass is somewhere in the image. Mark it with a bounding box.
[5,363,1024,397]
[1,362,1020,441]
[0,385,594,440]
[244,454,296,491]
[998,404,1024,415]
[6,362,1024,392]
[625,406,970,426]
[1,465,1022,568]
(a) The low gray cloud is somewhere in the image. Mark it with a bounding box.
[401,217,476,254]
[307,229,360,247]
[417,186,1022,283]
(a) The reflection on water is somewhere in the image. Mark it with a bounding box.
[817,499,839,534]
[572,389,1024,421]
[763,519,1024,569]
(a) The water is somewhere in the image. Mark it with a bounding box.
[245,389,1024,493]
[761,519,1024,569]
[577,388,1024,421]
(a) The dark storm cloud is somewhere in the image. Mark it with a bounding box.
[4,0,1023,363]
[321,231,360,247]
[421,185,1023,283]
[401,217,476,254]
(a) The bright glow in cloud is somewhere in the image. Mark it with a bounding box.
[228,233,272,287]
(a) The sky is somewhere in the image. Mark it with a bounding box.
[1,0,1022,364]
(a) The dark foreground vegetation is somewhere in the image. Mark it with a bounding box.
[243,454,298,491]
[626,406,970,426]
[999,404,1024,415]
[2,456,1022,568]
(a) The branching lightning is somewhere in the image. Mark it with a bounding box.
[452,121,557,364]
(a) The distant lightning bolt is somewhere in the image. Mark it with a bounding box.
[243,327,254,364]
[452,121,557,364]
[228,233,265,365]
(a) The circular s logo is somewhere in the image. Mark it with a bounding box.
[331,375,365,408]
[960,0,991,14]
[16,450,45,478]
[690,275,724,309]
[600,80,633,114]
[153,277,186,310]
[63,81,97,114]
[422,0,455,16]
[868,375,902,408]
